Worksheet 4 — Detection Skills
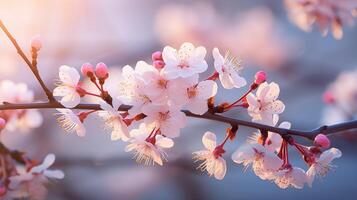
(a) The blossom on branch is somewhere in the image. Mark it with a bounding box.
[53,65,81,108]
[162,42,208,79]
[125,123,174,166]
[193,131,227,180]
[246,82,285,125]
[212,48,247,89]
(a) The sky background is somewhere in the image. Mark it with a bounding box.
[0,0,357,199]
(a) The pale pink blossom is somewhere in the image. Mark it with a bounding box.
[321,68,357,124]
[125,123,174,166]
[273,166,308,189]
[142,104,186,138]
[116,64,154,116]
[193,131,227,180]
[212,48,246,89]
[246,82,285,125]
[169,78,217,115]
[98,99,129,141]
[162,42,208,79]
[232,143,283,180]
[53,65,81,108]
[285,0,357,39]
[9,154,64,200]
[134,61,171,103]
[56,109,86,137]
[0,80,43,132]
[306,148,342,186]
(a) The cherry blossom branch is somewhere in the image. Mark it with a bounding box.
[1,102,356,140]
[0,20,56,102]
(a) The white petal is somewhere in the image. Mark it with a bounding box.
[59,65,80,85]
[246,94,259,109]
[212,47,225,73]
[202,131,217,151]
[31,154,55,173]
[197,80,218,99]
[231,144,255,164]
[53,86,74,96]
[60,93,81,108]
[43,170,65,179]
[187,99,209,115]
[318,148,342,164]
[214,158,227,180]
[156,135,174,148]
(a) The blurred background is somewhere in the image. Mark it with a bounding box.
[1,0,357,199]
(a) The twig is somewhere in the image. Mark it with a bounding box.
[1,102,356,140]
[0,20,56,102]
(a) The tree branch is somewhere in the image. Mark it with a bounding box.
[1,102,356,141]
[0,20,56,102]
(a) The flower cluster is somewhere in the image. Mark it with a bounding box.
[0,80,43,132]
[0,151,64,199]
[53,42,247,166]
[50,42,342,190]
[322,68,357,124]
[285,0,357,39]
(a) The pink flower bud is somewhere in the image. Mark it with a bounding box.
[153,60,165,69]
[95,62,108,79]
[254,71,266,84]
[30,35,42,51]
[81,63,94,76]
[0,118,6,130]
[314,134,330,148]
[323,91,335,104]
[152,51,163,61]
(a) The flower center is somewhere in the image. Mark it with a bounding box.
[158,111,170,121]
[187,87,197,99]
[157,79,168,89]
[178,60,189,68]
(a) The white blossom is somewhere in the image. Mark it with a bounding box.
[56,109,86,137]
[53,65,81,108]
[246,82,285,125]
[125,123,174,166]
[162,42,208,79]
[212,48,247,89]
[193,131,227,180]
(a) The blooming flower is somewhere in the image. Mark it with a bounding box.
[142,104,186,138]
[273,166,308,189]
[116,64,154,116]
[285,0,357,39]
[53,65,81,108]
[169,77,218,115]
[125,123,174,166]
[306,148,342,186]
[162,42,208,79]
[134,61,171,103]
[232,143,283,180]
[56,109,86,137]
[212,48,247,89]
[8,154,64,200]
[0,80,43,132]
[321,68,357,124]
[193,131,227,180]
[98,99,129,141]
[246,82,285,125]
[265,121,291,153]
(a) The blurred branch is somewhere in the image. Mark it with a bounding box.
[0,20,56,102]
[1,102,357,140]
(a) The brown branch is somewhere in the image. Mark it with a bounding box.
[0,20,56,102]
[1,102,356,141]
